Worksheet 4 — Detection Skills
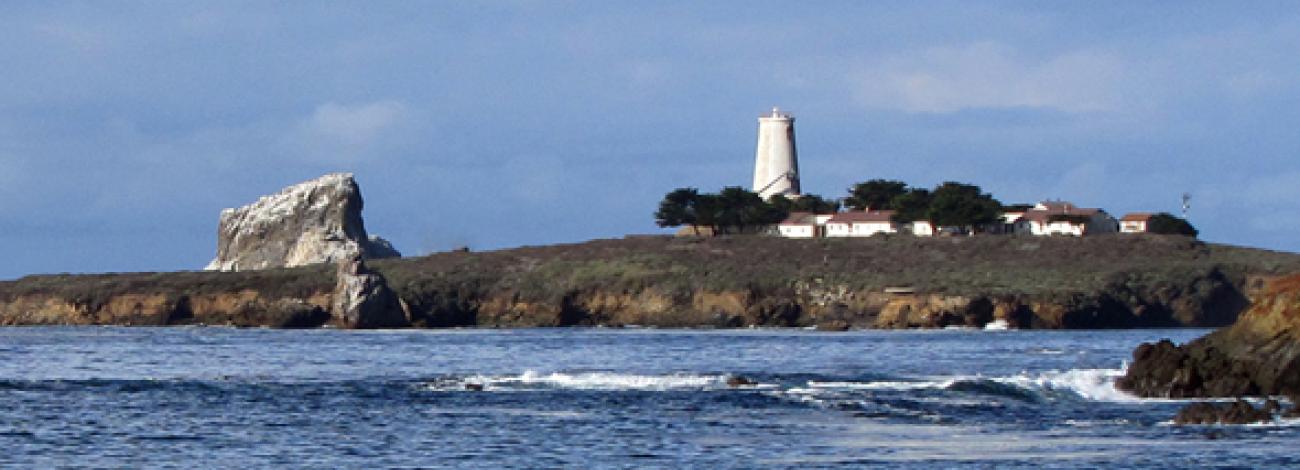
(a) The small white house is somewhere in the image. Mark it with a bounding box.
[825,210,901,237]
[907,220,935,237]
[1016,201,1118,236]
[986,211,1025,234]
[777,212,821,238]
[1119,213,1155,233]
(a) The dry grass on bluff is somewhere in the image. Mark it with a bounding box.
[0,265,334,312]
[372,233,1300,304]
[3,234,1299,312]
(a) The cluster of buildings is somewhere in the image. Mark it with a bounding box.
[748,107,1162,240]
[776,202,1161,239]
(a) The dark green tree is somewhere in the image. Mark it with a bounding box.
[1147,213,1198,237]
[715,186,785,233]
[656,187,797,235]
[766,194,795,214]
[693,194,722,233]
[845,179,908,211]
[889,188,933,223]
[771,193,840,214]
[926,182,1002,230]
[654,187,700,228]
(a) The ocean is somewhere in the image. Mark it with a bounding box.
[1,327,1295,468]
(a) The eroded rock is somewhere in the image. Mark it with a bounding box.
[1173,399,1278,425]
[206,173,400,271]
[331,254,408,329]
[1118,274,1300,399]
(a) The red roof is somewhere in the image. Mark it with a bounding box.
[1120,212,1155,222]
[1020,203,1102,223]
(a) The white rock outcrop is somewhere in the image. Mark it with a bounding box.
[205,173,400,271]
[332,253,408,328]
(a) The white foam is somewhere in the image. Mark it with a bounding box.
[514,371,724,390]
[983,319,1011,330]
[804,369,1142,403]
[428,371,733,391]
[807,380,958,391]
[993,368,1138,402]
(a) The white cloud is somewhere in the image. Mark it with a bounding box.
[853,42,1126,114]
[301,100,408,146]
[1052,161,1109,202]
[281,100,413,164]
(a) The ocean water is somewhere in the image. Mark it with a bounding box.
[1,327,1295,468]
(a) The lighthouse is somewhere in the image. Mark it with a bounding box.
[752,107,800,200]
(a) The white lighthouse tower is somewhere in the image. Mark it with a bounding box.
[752,107,800,200]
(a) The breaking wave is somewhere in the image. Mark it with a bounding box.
[983,319,1011,330]
[422,371,736,392]
[798,368,1141,403]
[418,367,1167,406]
[993,368,1138,402]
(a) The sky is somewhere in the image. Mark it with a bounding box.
[3,1,1300,279]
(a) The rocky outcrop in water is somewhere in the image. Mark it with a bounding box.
[332,254,408,329]
[1173,399,1281,425]
[1117,274,1300,398]
[205,173,399,272]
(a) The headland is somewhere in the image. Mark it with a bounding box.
[3,234,1297,329]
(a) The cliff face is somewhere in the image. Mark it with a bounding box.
[1117,274,1300,398]
[399,271,1250,330]
[0,258,407,329]
[0,289,333,328]
[2,235,1298,330]
[206,173,399,272]
[387,236,1281,330]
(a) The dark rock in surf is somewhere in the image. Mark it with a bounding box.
[726,376,757,387]
[1173,399,1275,425]
[815,320,851,331]
[1117,274,1300,399]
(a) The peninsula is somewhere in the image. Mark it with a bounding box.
[2,233,1298,329]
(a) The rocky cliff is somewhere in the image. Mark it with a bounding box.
[386,235,1288,330]
[205,173,399,272]
[1117,273,1300,399]
[3,235,1299,329]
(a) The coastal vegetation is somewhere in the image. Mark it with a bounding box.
[657,179,1101,234]
[4,234,1298,329]
[1146,212,1199,236]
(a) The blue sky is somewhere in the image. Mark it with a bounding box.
[3,2,1300,279]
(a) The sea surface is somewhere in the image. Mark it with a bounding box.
[0,327,1295,468]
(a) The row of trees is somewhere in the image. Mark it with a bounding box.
[844,179,1002,229]
[654,187,788,235]
[656,178,1197,236]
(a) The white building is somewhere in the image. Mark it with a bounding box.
[825,211,901,237]
[1015,201,1118,236]
[1119,213,1155,233]
[907,220,935,237]
[777,212,821,238]
[752,107,800,200]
